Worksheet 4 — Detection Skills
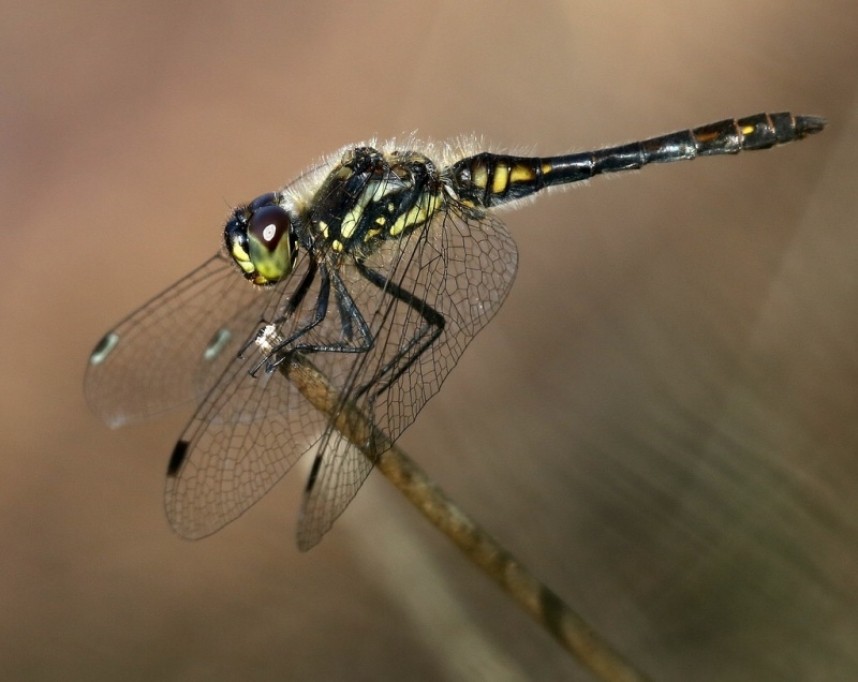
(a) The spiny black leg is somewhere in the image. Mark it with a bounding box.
[246,265,331,375]
[238,258,324,367]
[353,259,445,401]
[277,258,319,322]
[270,268,374,366]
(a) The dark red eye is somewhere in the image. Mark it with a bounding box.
[248,205,291,250]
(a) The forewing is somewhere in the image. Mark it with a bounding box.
[297,204,519,549]
[85,253,271,428]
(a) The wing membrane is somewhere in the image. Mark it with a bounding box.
[85,254,270,427]
[297,203,518,548]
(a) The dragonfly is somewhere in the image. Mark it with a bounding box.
[85,111,825,550]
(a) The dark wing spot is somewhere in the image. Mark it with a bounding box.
[167,440,190,476]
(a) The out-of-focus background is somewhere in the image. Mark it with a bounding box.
[2,2,856,680]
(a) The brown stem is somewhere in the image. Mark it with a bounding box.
[282,353,652,682]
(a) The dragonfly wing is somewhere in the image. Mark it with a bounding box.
[296,204,519,549]
[84,253,271,428]
[164,336,328,539]
[162,247,362,538]
[296,429,372,551]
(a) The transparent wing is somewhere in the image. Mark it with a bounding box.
[84,247,324,538]
[84,253,272,428]
[163,327,329,539]
[297,203,519,549]
[92,194,515,546]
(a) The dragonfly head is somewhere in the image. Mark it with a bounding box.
[224,193,298,286]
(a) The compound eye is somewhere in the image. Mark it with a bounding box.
[249,205,289,249]
[247,205,296,284]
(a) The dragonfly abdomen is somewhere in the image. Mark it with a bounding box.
[448,112,825,210]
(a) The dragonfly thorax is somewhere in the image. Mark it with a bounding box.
[309,147,445,256]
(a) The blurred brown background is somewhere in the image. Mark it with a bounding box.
[2,1,856,680]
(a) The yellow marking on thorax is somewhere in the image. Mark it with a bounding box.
[340,212,359,240]
[389,191,442,237]
[340,180,397,240]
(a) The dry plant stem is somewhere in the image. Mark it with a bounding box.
[283,353,652,682]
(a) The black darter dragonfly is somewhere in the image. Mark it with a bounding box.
[86,112,824,549]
